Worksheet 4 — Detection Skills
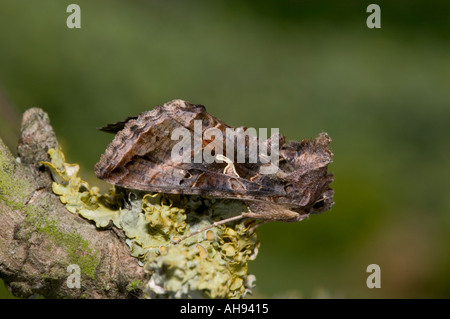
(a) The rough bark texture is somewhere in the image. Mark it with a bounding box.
[0,108,147,298]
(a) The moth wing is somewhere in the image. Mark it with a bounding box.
[97,116,139,134]
[94,100,334,213]
[95,101,290,202]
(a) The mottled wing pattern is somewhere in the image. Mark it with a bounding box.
[95,99,334,215]
[95,100,281,198]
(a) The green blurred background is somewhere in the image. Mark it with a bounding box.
[1,0,449,298]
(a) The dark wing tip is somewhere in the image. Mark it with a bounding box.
[96,116,138,134]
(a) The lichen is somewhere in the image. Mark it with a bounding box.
[41,148,260,298]
[127,280,142,292]
[1,144,99,280]
[23,203,99,280]
[0,151,31,211]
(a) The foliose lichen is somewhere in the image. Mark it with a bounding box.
[40,148,259,298]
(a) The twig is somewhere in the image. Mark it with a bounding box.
[0,108,147,298]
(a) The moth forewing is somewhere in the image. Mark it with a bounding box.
[95,100,334,244]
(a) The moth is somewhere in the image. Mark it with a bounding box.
[95,100,334,241]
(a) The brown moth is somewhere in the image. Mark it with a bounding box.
[95,100,334,241]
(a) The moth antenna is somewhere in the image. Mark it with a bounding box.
[173,213,249,245]
[248,219,271,233]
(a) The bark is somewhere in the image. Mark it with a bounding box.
[0,108,147,299]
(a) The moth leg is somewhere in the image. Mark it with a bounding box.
[174,205,287,245]
[215,154,240,178]
[248,219,272,233]
[173,213,248,245]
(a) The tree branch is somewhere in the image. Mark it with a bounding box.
[0,108,147,298]
[1,107,269,299]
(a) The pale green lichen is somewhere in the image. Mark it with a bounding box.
[41,148,259,299]
[0,146,99,279]
[127,280,142,292]
[23,203,99,280]
[0,150,31,212]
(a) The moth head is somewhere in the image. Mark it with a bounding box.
[164,99,205,111]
